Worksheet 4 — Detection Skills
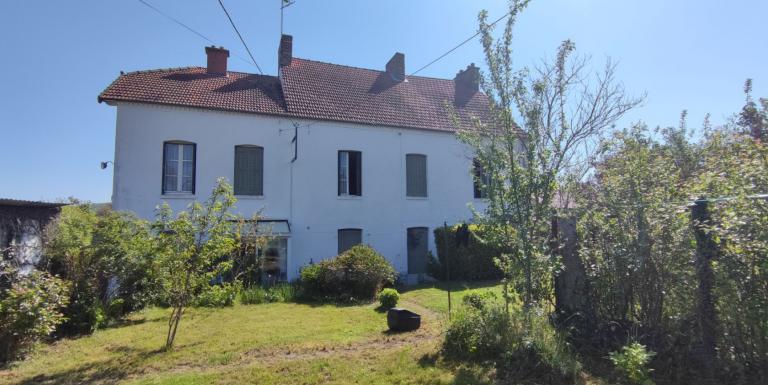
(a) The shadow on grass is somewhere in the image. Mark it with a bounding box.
[16,347,166,385]
[418,352,495,385]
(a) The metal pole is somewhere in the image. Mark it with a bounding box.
[443,221,451,319]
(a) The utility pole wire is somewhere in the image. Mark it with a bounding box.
[409,10,512,76]
[217,0,264,74]
[136,0,258,70]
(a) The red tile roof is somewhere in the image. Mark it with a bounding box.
[99,58,492,132]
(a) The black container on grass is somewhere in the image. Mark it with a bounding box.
[387,308,421,332]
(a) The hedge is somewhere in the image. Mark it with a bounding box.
[429,224,504,281]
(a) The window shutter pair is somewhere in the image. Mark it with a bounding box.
[234,146,264,196]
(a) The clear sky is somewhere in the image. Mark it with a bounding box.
[0,0,765,203]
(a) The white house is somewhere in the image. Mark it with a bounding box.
[99,35,492,281]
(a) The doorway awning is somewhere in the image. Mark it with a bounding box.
[255,220,291,236]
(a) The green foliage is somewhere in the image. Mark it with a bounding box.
[609,342,655,385]
[0,261,69,363]
[154,178,242,349]
[194,283,239,307]
[300,245,396,302]
[378,288,399,309]
[239,285,268,305]
[443,295,580,379]
[44,204,159,334]
[461,290,498,310]
[430,225,503,281]
[239,283,298,305]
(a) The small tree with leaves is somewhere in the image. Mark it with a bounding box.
[154,178,240,350]
[460,0,642,309]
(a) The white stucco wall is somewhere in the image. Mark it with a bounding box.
[112,102,487,279]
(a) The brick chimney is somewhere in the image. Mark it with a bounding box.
[279,34,293,67]
[385,52,405,82]
[454,63,480,105]
[205,46,229,75]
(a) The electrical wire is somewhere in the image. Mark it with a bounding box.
[216,0,264,74]
[136,0,259,70]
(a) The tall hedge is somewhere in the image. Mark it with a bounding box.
[430,224,503,281]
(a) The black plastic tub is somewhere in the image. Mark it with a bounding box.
[387,308,421,331]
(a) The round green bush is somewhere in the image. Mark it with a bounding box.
[378,288,400,309]
[300,245,396,301]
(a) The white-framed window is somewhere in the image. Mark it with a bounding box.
[338,150,362,196]
[406,154,427,197]
[163,142,195,194]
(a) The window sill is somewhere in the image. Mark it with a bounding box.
[161,194,196,200]
[337,195,362,200]
[235,195,265,200]
[406,196,429,200]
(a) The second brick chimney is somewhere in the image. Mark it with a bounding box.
[279,34,293,67]
[205,46,229,75]
[454,63,480,105]
[385,52,405,82]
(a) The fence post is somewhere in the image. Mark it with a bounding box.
[690,198,719,383]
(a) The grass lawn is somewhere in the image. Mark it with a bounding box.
[0,283,501,385]
[399,280,503,315]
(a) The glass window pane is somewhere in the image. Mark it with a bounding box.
[165,143,179,161]
[182,144,194,161]
[338,151,349,195]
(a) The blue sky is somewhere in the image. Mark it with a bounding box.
[0,0,765,203]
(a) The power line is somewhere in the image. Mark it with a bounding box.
[136,0,258,70]
[216,0,264,74]
[410,11,512,76]
[137,0,215,45]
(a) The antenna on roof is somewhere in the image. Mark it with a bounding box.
[281,0,295,36]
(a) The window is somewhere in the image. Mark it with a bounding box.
[260,238,288,283]
[338,151,362,196]
[338,228,362,254]
[234,145,264,196]
[473,158,490,199]
[163,142,195,194]
[406,154,427,197]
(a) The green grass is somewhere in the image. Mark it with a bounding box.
[0,284,501,385]
[399,280,503,315]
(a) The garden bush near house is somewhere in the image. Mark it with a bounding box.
[300,245,396,302]
[239,283,298,305]
[378,288,399,309]
[430,224,504,281]
[0,261,69,364]
[194,283,239,307]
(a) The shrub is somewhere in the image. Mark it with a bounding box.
[430,224,505,281]
[378,288,399,309]
[461,290,497,310]
[300,245,396,301]
[239,285,267,305]
[443,298,581,380]
[0,262,70,364]
[266,283,297,303]
[609,342,655,385]
[194,283,239,307]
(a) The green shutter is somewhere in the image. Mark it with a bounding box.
[234,146,263,196]
[406,154,427,197]
[338,229,362,254]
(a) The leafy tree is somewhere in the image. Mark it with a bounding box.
[0,259,69,363]
[153,178,240,350]
[460,0,642,308]
[736,79,767,140]
[44,204,158,333]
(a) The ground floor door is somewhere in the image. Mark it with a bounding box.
[260,237,288,284]
[407,227,429,274]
